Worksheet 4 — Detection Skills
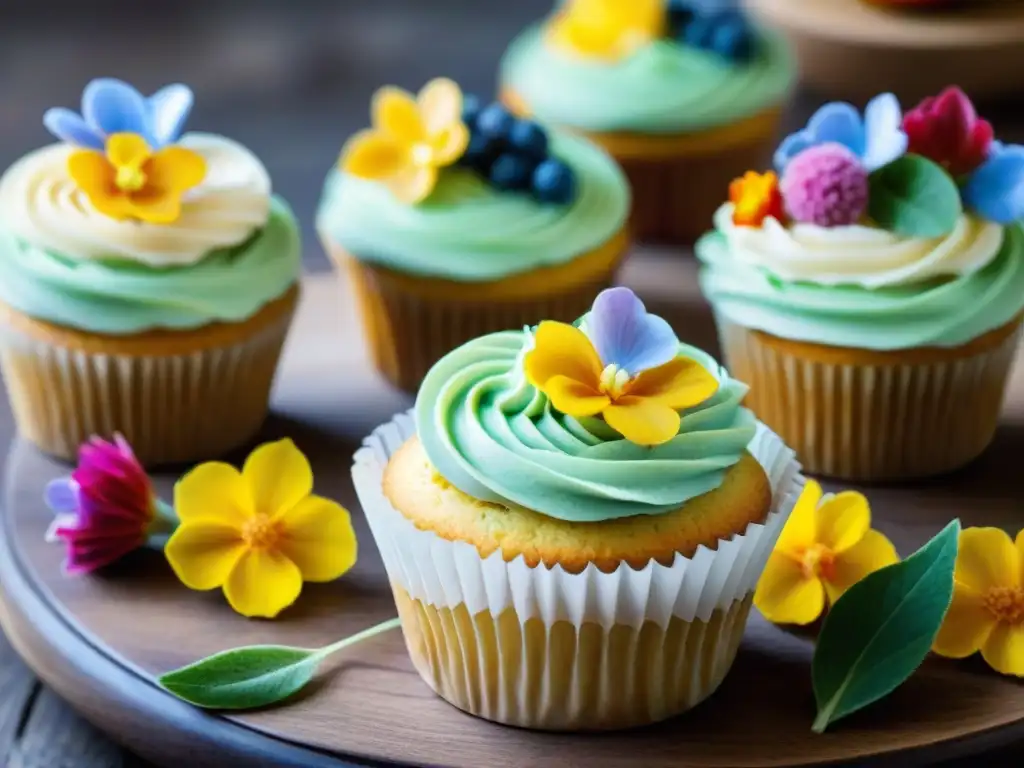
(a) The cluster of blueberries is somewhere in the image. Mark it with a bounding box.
[668,1,756,62]
[458,96,576,205]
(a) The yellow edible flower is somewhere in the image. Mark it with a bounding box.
[548,0,665,61]
[933,527,1024,677]
[754,481,899,625]
[68,132,205,224]
[341,78,469,204]
[165,439,357,619]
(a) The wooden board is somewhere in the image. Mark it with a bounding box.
[1,265,1024,768]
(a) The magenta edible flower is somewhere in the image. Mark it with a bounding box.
[903,87,994,176]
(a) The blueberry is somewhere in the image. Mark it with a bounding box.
[711,18,753,61]
[682,14,717,49]
[489,153,535,191]
[460,132,499,173]
[462,94,482,130]
[508,120,549,160]
[532,159,576,205]
[476,103,516,143]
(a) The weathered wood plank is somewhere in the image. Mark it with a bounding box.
[7,687,124,768]
[0,630,40,766]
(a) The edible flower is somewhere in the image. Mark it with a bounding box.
[45,435,174,575]
[525,287,718,446]
[342,78,469,204]
[68,132,206,224]
[165,439,358,619]
[933,527,1024,677]
[962,142,1024,225]
[903,87,994,176]
[774,93,907,173]
[44,78,194,150]
[754,481,899,625]
[729,170,785,227]
[548,0,665,61]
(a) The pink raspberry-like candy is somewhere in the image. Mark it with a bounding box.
[780,143,869,227]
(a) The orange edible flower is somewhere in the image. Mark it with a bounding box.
[729,170,785,227]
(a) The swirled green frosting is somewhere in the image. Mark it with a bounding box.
[415,329,757,522]
[500,24,795,134]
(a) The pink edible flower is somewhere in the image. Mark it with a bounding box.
[780,143,869,227]
[903,86,994,176]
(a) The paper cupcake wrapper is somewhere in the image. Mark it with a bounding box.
[0,299,296,467]
[716,316,1023,481]
[352,411,803,729]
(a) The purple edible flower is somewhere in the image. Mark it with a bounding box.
[583,287,678,375]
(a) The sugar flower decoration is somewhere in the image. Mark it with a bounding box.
[775,93,908,174]
[780,143,869,227]
[933,527,1024,677]
[342,78,470,204]
[549,0,665,61]
[525,287,718,446]
[729,170,785,227]
[962,142,1024,225]
[903,87,994,177]
[67,133,206,224]
[754,481,899,625]
[45,435,175,575]
[44,78,194,150]
[165,439,357,619]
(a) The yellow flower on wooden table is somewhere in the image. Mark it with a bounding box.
[68,132,205,224]
[165,439,357,619]
[549,0,665,61]
[754,480,899,625]
[342,78,469,204]
[933,527,1024,677]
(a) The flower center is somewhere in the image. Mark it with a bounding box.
[983,586,1024,625]
[115,163,147,192]
[241,514,281,551]
[800,544,836,582]
[598,364,632,400]
[410,143,434,167]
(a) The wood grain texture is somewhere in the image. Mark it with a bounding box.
[0,267,1022,768]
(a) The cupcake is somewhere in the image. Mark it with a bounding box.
[697,87,1024,481]
[0,79,300,466]
[500,0,796,244]
[352,287,803,730]
[317,78,630,392]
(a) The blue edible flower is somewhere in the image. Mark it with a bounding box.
[44,78,194,150]
[775,93,908,173]
[962,142,1024,225]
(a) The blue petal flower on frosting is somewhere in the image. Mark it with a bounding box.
[962,143,1024,225]
[583,287,678,376]
[43,79,194,149]
[774,93,907,173]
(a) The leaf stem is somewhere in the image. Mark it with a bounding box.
[311,617,402,662]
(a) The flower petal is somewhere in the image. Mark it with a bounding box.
[106,132,151,167]
[147,83,193,146]
[44,478,79,514]
[981,623,1024,678]
[342,130,409,180]
[83,79,150,139]
[775,102,864,172]
[417,78,463,136]
[603,396,680,446]
[776,480,821,554]
[824,528,899,604]
[430,122,470,166]
[525,321,604,392]
[372,86,425,143]
[932,581,997,659]
[754,551,826,625]
[385,164,437,204]
[223,549,303,619]
[165,521,246,591]
[144,146,206,193]
[243,439,313,519]
[962,144,1024,225]
[43,108,105,149]
[68,150,116,198]
[544,374,609,418]
[278,495,358,582]
[862,92,908,171]
[584,287,678,374]
[1016,529,1024,585]
[174,462,253,526]
[815,491,870,555]
[956,527,1019,592]
[628,356,718,410]
[126,193,183,225]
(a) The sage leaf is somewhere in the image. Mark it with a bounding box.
[811,519,959,733]
[868,154,962,238]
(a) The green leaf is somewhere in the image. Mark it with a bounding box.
[811,519,960,733]
[868,154,962,237]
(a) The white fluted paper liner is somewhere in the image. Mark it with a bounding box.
[352,410,804,630]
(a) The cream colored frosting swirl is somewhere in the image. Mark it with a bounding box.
[714,204,1005,289]
[0,132,271,267]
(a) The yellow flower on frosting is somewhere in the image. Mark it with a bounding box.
[341,78,470,204]
[933,527,1024,677]
[754,481,899,625]
[548,0,665,61]
[67,132,206,224]
[165,439,357,619]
